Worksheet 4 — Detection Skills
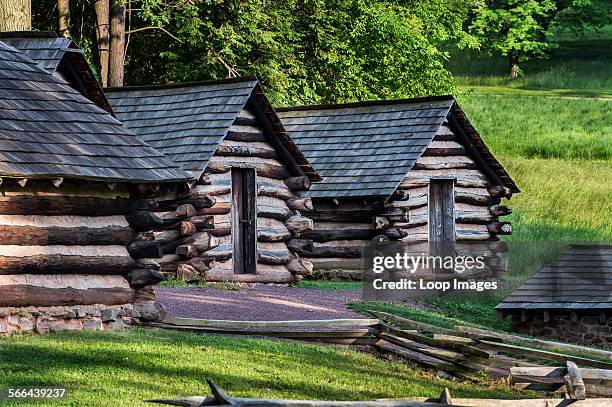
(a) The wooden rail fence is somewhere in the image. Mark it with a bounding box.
[148,380,612,406]
[150,311,612,402]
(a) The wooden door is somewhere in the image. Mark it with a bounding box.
[429,179,455,269]
[232,168,257,274]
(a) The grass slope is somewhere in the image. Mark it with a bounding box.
[456,94,611,241]
[458,94,611,161]
[0,329,529,406]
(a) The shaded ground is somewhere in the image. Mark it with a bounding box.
[156,285,366,321]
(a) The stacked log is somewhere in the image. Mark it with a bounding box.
[388,124,513,244]
[148,191,216,278]
[203,125,312,281]
[0,181,178,334]
[296,199,381,276]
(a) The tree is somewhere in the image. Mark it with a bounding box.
[142,0,464,104]
[468,0,557,79]
[467,0,612,79]
[58,0,70,37]
[550,0,612,35]
[30,0,465,103]
[108,0,125,87]
[94,0,110,87]
[0,0,31,31]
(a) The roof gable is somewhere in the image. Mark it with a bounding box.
[0,31,73,73]
[449,102,519,194]
[0,41,189,184]
[278,96,519,198]
[106,78,318,180]
[0,31,114,114]
[277,97,455,198]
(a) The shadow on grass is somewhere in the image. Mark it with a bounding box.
[0,328,525,403]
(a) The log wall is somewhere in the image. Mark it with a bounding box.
[296,199,382,278]
[388,122,512,243]
[153,108,314,283]
[0,180,169,335]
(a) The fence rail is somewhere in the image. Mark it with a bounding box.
[150,311,612,401]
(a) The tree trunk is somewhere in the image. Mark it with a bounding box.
[108,0,125,87]
[0,0,31,31]
[94,0,110,87]
[57,0,71,37]
[508,53,519,79]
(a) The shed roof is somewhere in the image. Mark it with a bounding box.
[0,40,189,183]
[106,77,319,180]
[0,31,74,72]
[277,97,518,199]
[497,246,612,310]
[0,31,114,114]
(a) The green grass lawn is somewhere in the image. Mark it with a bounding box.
[458,95,611,161]
[0,328,531,406]
[349,300,510,332]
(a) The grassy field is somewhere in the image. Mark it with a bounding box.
[450,30,612,242]
[0,328,530,406]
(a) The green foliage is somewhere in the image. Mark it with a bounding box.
[0,328,529,405]
[550,0,612,35]
[32,0,465,105]
[465,0,611,76]
[449,35,612,94]
[467,0,557,73]
[144,0,465,105]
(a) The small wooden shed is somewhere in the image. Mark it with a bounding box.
[497,245,612,348]
[277,97,519,277]
[106,78,321,283]
[0,40,190,335]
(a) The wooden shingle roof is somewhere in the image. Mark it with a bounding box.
[497,246,612,310]
[277,96,518,199]
[106,77,318,180]
[0,31,74,73]
[0,41,189,183]
[0,31,114,114]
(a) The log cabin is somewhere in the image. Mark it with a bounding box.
[277,97,520,278]
[106,78,321,283]
[497,245,612,348]
[0,40,191,335]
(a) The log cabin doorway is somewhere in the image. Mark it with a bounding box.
[429,179,455,271]
[231,168,257,274]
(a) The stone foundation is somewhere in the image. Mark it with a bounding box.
[313,269,363,281]
[511,310,612,349]
[0,302,165,335]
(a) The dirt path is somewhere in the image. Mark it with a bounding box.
[156,286,366,321]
